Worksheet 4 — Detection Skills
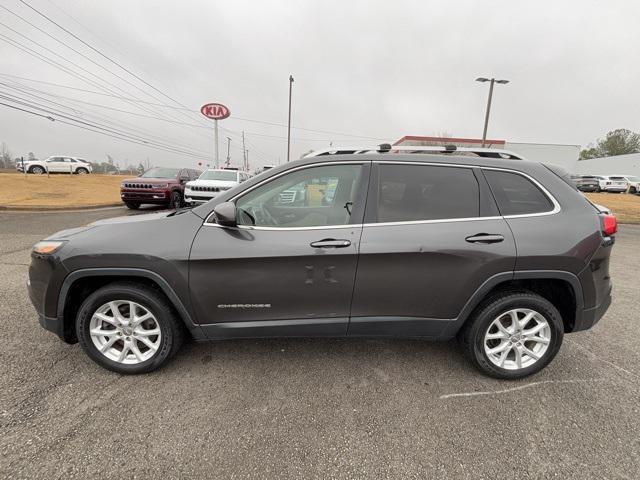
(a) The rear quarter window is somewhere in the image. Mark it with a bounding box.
[484,170,554,216]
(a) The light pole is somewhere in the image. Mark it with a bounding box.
[476,77,509,147]
[287,75,294,162]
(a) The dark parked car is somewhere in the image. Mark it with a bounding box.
[29,154,615,378]
[120,167,201,209]
[572,175,601,192]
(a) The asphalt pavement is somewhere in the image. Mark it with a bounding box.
[1,207,639,479]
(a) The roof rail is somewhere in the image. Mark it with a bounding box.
[304,145,524,160]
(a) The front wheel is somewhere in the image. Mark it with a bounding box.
[76,282,185,374]
[124,202,140,210]
[169,190,182,209]
[76,167,89,174]
[459,291,564,379]
[30,165,45,174]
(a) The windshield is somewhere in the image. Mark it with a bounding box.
[140,168,180,178]
[609,176,626,180]
[627,176,639,182]
[199,170,237,181]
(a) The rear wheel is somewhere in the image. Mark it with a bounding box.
[124,202,140,210]
[76,282,184,374]
[459,291,563,379]
[30,165,45,174]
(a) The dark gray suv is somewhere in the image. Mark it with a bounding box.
[28,154,615,378]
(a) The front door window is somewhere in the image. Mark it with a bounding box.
[235,164,364,228]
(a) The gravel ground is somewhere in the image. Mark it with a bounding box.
[0,208,638,479]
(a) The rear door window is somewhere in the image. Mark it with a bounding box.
[372,164,480,222]
[484,170,554,216]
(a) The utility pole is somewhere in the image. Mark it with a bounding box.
[225,137,231,167]
[246,150,249,172]
[287,74,294,162]
[475,77,509,147]
[242,131,247,171]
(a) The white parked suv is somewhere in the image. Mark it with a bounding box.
[596,175,627,193]
[184,168,250,205]
[621,175,640,194]
[17,156,93,174]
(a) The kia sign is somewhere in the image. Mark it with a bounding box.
[200,103,230,120]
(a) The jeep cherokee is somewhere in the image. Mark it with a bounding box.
[120,167,200,210]
[28,153,615,378]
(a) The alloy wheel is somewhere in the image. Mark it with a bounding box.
[89,300,162,364]
[483,308,551,370]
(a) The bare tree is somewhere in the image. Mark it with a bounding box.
[1,142,12,169]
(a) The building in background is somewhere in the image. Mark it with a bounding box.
[393,136,580,172]
[573,152,640,177]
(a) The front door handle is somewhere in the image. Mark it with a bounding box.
[310,238,352,248]
[465,233,505,244]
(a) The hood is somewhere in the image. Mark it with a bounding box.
[122,177,178,185]
[89,210,180,226]
[186,179,237,187]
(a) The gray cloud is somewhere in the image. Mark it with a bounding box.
[1,0,639,169]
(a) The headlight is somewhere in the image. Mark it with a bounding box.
[32,241,66,255]
[153,183,168,189]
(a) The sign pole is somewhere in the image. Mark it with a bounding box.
[214,119,219,168]
[200,103,230,169]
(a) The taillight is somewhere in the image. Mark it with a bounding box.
[601,214,617,236]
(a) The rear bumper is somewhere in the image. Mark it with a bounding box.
[573,286,612,332]
[577,185,599,192]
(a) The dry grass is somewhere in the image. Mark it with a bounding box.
[584,192,640,224]
[0,173,131,207]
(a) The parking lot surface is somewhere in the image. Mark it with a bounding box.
[1,208,639,479]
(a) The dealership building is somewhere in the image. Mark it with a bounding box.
[393,135,581,173]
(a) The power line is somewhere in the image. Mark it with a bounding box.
[1,80,209,151]
[0,73,389,142]
[0,4,214,141]
[17,0,214,129]
[0,30,209,144]
[0,93,208,158]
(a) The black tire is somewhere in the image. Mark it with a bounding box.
[459,291,564,379]
[76,282,185,374]
[124,202,140,210]
[30,165,45,174]
[76,167,89,174]
[630,187,637,194]
[169,190,183,209]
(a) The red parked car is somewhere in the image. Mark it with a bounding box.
[120,167,201,210]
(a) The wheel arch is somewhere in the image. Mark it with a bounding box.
[445,271,584,337]
[58,268,205,343]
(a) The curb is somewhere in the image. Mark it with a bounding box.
[0,203,123,212]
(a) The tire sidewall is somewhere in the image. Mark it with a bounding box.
[31,166,44,174]
[76,286,176,374]
[470,294,564,379]
[76,167,88,174]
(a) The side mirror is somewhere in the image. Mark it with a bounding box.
[213,201,237,227]
[179,174,189,182]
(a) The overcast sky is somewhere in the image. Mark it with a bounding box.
[1,0,639,170]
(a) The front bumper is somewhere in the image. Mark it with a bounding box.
[185,192,219,204]
[120,189,170,204]
[602,187,627,192]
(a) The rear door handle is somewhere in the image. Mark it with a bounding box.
[310,239,352,248]
[465,233,504,244]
